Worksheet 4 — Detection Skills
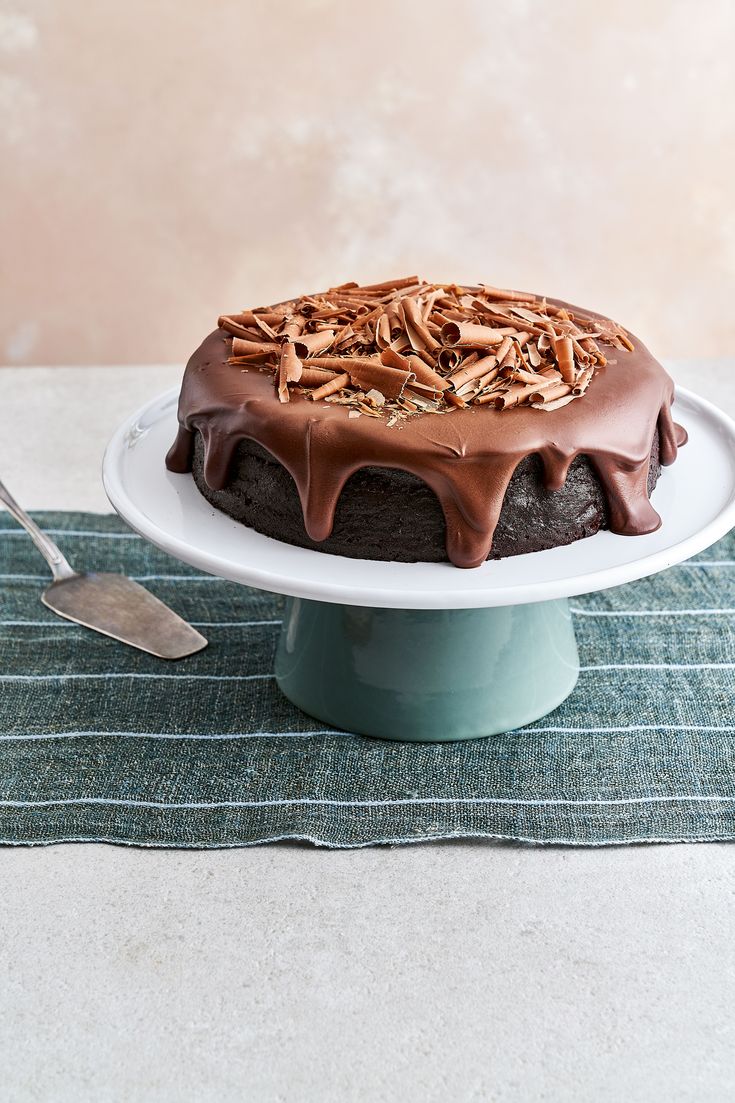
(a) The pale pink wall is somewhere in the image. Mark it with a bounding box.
[2,0,734,365]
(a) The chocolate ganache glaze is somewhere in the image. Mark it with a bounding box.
[166,298,686,569]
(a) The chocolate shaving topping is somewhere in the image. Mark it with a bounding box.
[223,278,634,421]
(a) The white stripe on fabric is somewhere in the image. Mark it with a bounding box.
[0,673,274,682]
[521,725,735,734]
[0,620,75,627]
[2,724,735,743]
[677,561,735,568]
[580,663,735,671]
[0,729,337,742]
[0,619,282,628]
[571,608,735,617]
[0,530,140,539]
[0,575,53,581]
[183,620,281,628]
[2,794,735,810]
[131,575,224,582]
[2,832,734,849]
[0,573,223,582]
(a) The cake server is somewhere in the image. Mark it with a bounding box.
[0,477,207,659]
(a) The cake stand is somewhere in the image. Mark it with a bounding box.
[103,386,735,742]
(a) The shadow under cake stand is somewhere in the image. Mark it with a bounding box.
[103,387,735,743]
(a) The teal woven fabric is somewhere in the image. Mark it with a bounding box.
[1,512,734,848]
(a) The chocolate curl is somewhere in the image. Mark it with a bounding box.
[448,354,498,390]
[475,365,501,392]
[376,314,392,349]
[489,382,547,409]
[526,341,542,368]
[500,350,519,373]
[404,392,442,413]
[302,356,366,372]
[455,380,479,398]
[298,368,339,387]
[325,293,373,309]
[494,336,514,366]
[501,367,550,386]
[361,322,377,347]
[220,311,285,329]
[346,275,420,293]
[306,306,346,321]
[432,309,460,327]
[379,348,412,372]
[277,341,303,403]
[350,360,413,400]
[296,329,336,356]
[381,346,446,393]
[479,285,539,303]
[441,322,507,348]
[405,354,449,393]
[444,390,469,409]
[296,297,322,317]
[580,337,606,366]
[507,306,548,330]
[252,314,278,340]
[350,303,386,331]
[553,336,576,384]
[474,391,504,405]
[421,289,443,321]
[570,337,594,367]
[475,304,547,335]
[572,366,595,395]
[279,314,306,341]
[232,336,281,356]
[309,373,350,401]
[384,301,404,337]
[388,333,412,356]
[413,346,438,368]
[219,316,260,339]
[228,355,273,368]
[438,348,461,372]
[332,324,356,350]
[544,303,571,318]
[401,297,441,353]
[406,379,443,397]
[529,382,571,405]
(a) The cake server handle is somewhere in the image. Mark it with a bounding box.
[0,477,77,582]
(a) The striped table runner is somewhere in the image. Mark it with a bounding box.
[1,512,734,848]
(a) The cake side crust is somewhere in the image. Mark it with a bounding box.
[191,430,661,562]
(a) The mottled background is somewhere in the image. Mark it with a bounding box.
[1,0,734,366]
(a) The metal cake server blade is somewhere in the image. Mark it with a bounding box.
[0,477,207,659]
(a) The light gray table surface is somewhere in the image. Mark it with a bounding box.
[1,362,734,1103]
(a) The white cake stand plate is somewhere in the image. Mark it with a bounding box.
[103,387,735,741]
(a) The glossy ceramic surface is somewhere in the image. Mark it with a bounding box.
[275,597,579,741]
[103,386,735,609]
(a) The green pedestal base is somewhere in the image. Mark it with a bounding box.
[275,597,579,742]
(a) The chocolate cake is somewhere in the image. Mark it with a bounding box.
[166,277,686,568]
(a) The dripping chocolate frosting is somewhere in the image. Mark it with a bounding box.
[167,296,686,569]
